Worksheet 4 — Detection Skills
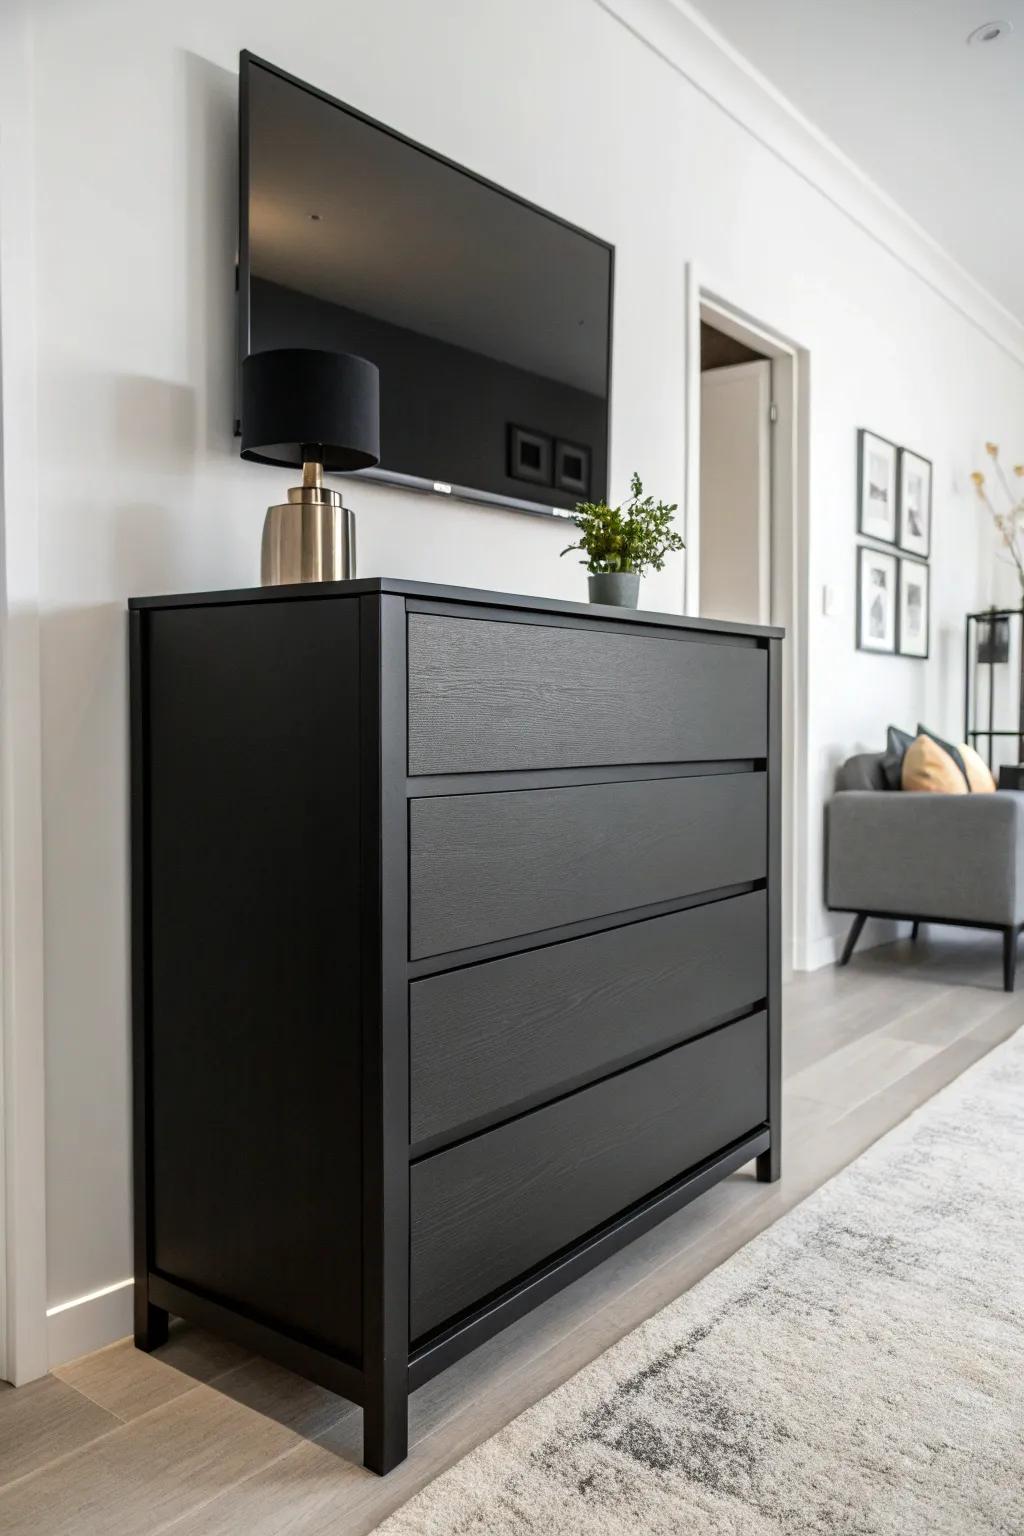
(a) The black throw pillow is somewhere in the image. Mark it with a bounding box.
[917,724,972,791]
[880,725,914,791]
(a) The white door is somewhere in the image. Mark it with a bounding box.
[699,360,772,625]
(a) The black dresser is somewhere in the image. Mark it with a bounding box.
[129,577,783,1473]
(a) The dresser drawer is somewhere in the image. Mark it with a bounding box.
[409,771,766,959]
[407,613,767,775]
[410,1011,767,1338]
[410,890,766,1148]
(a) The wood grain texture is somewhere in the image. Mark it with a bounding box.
[759,633,784,1181]
[407,613,767,774]
[144,598,364,1363]
[358,593,412,1474]
[146,1275,365,1411]
[409,771,767,958]
[410,892,767,1147]
[6,940,1018,1536]
[129,578,784,641]
[53,1320,255,1425]
[132,583,776,1473]
[0,1385,310,1536]
[410,1012,768,1338]
[150,1320,253,1384]
[407,1133,766,1390]
[192,1356,356,1441]
[0,1376,118,1491]
[130,608,161,1352]
[55,1339,198,1424]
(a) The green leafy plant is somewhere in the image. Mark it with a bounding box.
[561,472,683,577]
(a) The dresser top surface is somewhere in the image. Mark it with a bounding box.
[129,577,784,640]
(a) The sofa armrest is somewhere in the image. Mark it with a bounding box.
[827,790,1024,928]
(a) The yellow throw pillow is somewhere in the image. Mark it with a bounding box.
[902,734,968,793]
[959,743,996,793]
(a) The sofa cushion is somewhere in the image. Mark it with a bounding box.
[916,724,972,790]
[961,743,996,793]
[836,752,889,792]
[902,734,968,793]
[880,725,914,790]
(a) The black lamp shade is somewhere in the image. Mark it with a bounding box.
[240,348,380,472]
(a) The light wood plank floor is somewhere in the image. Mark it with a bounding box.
[2,931,1021,1536]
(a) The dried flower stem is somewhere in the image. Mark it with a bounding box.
[973,445,1024,596]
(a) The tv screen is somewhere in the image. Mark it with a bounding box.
[239,54,613,514]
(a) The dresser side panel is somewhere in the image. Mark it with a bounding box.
[144,598,364,1362]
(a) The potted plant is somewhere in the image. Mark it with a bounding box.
[561,472,683,608]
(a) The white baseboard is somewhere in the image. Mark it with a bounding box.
[47,1279,133,1369]
[798,917,904,973]
[800,931,842,971]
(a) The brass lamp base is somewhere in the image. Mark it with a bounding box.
[261,461,356,586]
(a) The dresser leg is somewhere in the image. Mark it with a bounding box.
[134,1297,169,1352]
[363,1389,409,1475]
[756,1144,780,1184]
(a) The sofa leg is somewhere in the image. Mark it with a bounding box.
[1003,928,1018,993]
[910,921,920,942]
[839,913,867,967]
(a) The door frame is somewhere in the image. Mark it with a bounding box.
[683,264,810,977]
[0,2,49,1386]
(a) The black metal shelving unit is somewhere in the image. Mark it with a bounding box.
[964,607,1024,768]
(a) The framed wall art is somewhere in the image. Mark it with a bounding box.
[857,544,898,654]
[898,448,932,558]
[857,429,898,544]
[897,556,930,659]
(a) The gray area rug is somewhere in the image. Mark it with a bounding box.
[378,1028,1024,1534]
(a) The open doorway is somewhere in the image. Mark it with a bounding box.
[684,279,809,977]
[699,322,772,626]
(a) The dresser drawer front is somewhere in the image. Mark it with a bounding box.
[410,890,767,1147]
[409,772,766,959]
[410,1011,767,1338]
[407,613,767,775]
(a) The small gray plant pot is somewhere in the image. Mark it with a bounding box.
[588,571,641,608]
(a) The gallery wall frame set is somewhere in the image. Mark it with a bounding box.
[856,427,931,658]
[856,545,929,658]
[857,429,932,559]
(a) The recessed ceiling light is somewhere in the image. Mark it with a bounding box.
[967,18,1012,44]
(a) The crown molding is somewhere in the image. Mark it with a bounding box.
[598,0,1024,369]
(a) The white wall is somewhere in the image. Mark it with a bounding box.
[7,0,1024,1359]
[0,0,49,1387]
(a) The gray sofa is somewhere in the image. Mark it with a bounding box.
[827,751,1024,990]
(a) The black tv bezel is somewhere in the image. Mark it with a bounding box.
[237,51,615,520]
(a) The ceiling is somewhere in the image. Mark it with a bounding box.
[684,0,1024,322]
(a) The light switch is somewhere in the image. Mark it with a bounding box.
[822,584,841,617]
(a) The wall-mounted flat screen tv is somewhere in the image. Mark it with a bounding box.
[238,53,613,515]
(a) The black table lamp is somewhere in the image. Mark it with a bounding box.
[241,348,380,585]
